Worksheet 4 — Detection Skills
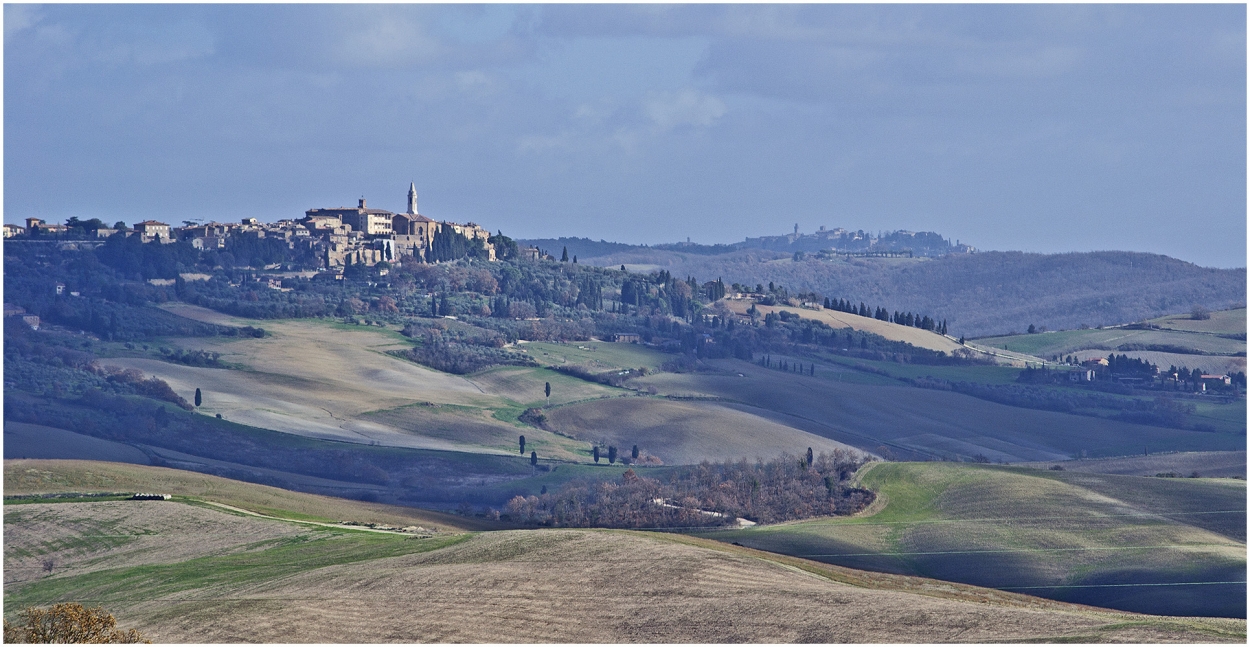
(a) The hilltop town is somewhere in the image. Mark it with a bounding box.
[7,184,533,272]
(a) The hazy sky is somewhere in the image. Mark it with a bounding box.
[5,4,1246,267]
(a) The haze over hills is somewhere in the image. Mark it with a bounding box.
[521,235,1246,338]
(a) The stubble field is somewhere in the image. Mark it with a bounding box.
[4,486,1244,643]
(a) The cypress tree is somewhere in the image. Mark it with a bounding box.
[561,246,569,262]
[519,435,526,455]
[608,446,617,464]
[194,388,202,407]
[632,444,639,459]
[531,451,538,467]
[593,446,600,463]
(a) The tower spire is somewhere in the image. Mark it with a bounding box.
[407,182,418,215]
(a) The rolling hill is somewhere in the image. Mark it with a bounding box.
[569,248,1245,338]
[5,461,1244,643]
[700,462,1247,618]
[976,307,1246,376]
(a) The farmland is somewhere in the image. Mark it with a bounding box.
[4,469,1244,643]
[722,299,966,354]
[975,307,1246,378]
[699,462,1247,617]
[1016,451,1246,478]
[628,357,1245,462]
[80,305,1243,467]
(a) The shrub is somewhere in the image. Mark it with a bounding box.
[3,603,149,644]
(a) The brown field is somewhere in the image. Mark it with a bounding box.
[1017,451,1247,478]
[4,460,491,532]
[628,358,1245,462]
[5,466,1244,643]
[111,307,608,457]
[4,500,305,587]
[133,530,1243,643]
[8,510,1242,643]
[722,299,965,353]
[467,364,621,407]
[542,397,861,464]
[362,401,591,461]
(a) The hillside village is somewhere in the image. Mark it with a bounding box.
[7,184,536,272]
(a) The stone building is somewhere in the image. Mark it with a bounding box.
[305,198,394,236]
[134,220,173,243]
[304,184,495,267]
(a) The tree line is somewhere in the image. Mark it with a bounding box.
[504,450,873,528]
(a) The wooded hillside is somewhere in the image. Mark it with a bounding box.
[567,247,1244,337]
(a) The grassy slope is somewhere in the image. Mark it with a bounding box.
[518,340,670,372]
[700,462,1246,617]
[1149,308,1247,335]
[976,308,1246,367]
[4,459,493,531]
[4,496,1242,642]
[1016,451,1247,479]
[977,327,1245,358]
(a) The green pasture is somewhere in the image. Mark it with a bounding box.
[1148,308,1246,336]
[698,462,1246,617]
[975,326,1245,358]
[520,341,669,372]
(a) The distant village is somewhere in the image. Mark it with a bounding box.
[6,184,540,271]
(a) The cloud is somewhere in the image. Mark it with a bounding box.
[4,4,44,38]
[88,20,215,67]
[645,89,726,129]
[332,11,442,67]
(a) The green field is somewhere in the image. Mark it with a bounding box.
[699,462,1247,617]
[975,308,1246,366]
[5,471,1243,642]
[519,340,669,372]
[1149,308,1247,335]
[976,326,1245,358]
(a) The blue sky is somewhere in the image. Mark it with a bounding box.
[5,4,1246,267]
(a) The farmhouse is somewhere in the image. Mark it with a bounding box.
[134,220,173,243]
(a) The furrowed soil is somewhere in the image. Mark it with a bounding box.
[107,305,1241,469]
[629,358,1245,462]
[542,396,860,464]
[4,460,491,532]
[701,462,1247,618]
[1017,451,1247,478]
[4,497,1243,643]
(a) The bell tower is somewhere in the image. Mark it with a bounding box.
[407,182,418,215]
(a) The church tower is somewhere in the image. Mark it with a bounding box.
[407,182,418,215]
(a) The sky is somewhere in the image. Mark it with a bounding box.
[4,4,1246,268]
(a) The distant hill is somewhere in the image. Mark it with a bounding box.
[523,228,969,259]
[569,247,1245,338]
[515,237,640,260]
